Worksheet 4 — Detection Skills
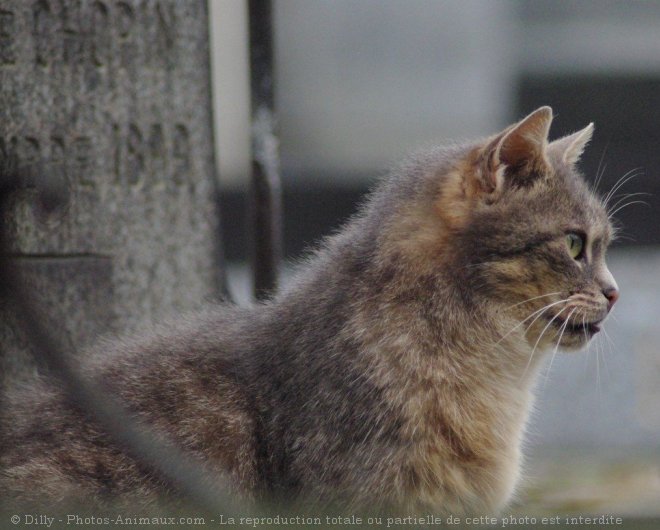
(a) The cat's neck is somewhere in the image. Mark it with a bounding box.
[278,237,545,391]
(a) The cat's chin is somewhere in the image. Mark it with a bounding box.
[527,316,602,351]
[556,323,601,350]
[543,312,603,349]
[558,336,591,351]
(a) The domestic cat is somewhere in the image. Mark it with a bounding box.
[1,107,619,514]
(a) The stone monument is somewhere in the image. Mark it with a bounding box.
[0,0,222,373]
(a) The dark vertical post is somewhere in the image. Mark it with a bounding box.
[248,0,283,300]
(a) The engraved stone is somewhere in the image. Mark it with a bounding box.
[0,0,221,373]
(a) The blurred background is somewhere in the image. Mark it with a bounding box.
[210,0,660,518]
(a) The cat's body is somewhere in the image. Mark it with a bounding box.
[1,107,618,513]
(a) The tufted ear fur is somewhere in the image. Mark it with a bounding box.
[548,122,594,166]
[479,106,553,193]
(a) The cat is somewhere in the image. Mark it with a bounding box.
[0,106,619,514]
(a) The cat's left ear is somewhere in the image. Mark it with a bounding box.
[479,106,553,193]
[547,123,594,166]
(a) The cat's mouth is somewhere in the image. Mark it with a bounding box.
[552,317,602,336]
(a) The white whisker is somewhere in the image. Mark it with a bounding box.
[504,292,562,310]
[580,313,589,352]
[601,326,616,350]
[543,307,577,389]
[603,168,644,206]
[583,329,592,375]
[595,334,603,413]
[612,232,636,243]
[593,144,609,192]
[496,298,570,346]
[603,167,643,204]
[607,192,652,215]
[608,200,649,219]
[601,328,615,383]
[520,305,570,381]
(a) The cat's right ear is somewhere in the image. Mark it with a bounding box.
[547,122,594,166]
[478,106,553,194]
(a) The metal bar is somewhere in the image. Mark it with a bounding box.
[248,0,283,300]
[213,183,235,303]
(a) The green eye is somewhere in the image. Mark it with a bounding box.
[566,232,584,259]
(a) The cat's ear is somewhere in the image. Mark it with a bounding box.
[480,106,553,192]
[548,123,594,166]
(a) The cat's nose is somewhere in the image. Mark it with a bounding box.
[603,287,619,311]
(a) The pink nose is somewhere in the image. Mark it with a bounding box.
[603,287,619,311]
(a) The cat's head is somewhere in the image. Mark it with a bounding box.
[457,107,618,350]
[385,106,618,351]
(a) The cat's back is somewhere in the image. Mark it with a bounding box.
[0,303,261,506]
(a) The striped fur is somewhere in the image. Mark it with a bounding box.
[1,107,618,514]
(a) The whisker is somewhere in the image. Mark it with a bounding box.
[593,143,609,192]
[543,307,577,389]
[583,328,592,375]
[601,329,614,383]
[612,232,637,243]
[569,294,599,303]
[607,192,652,214]
[603,167,643,204]
[602,326,616,348]
[496,298,570,346]
[518,301,570,342]
[520,305,570,381]
[608,200,650,219]
[504,292,562,310]
[603,171,643,208]
[603,168,644,206]
[596,335,602,412]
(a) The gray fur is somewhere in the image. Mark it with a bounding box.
[1,108,618,514]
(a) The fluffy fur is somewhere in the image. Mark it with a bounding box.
[0,107,619,513]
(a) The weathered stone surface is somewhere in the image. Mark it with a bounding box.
[0,0,221,372]
[1,257,115,375]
